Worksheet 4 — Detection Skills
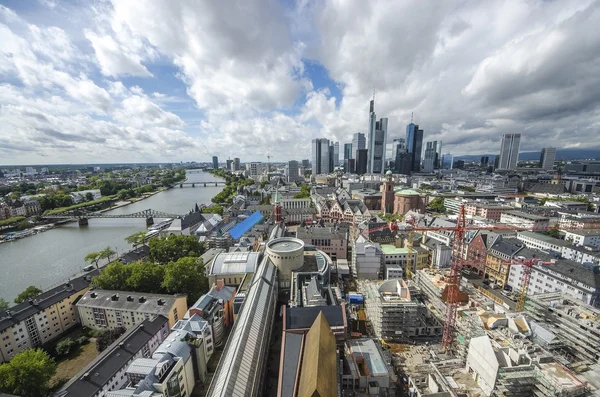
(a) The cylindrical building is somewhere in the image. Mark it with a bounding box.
[266,238,305,288]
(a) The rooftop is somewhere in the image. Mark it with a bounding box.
[267,237,304,253]
[504,210,550,221]
[59,316,168,397]
[296,225,348,240]
[285,305,346,330]
[210,251,261,275]
[348,339,388,377]
[229,211,264,240]
[380,244,410,256]
[77,290,182,315]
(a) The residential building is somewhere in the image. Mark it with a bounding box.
[249,162,265,177]
[463,203,513,221]
[367,99,387,174]
[500,210,550,230]
[564,229,600,248]
[485,238,526,288]
[463,231,500,276]
[212,156,219,169]
[516,230,600,266]
[393,188,427,215]
[540,147,557,170]
[422,141,441,172]
[71,189,101,204]
[352,132,366,161]
[498,133,521,170]
[296,225,348,260]
[23,200,41,216]
[406,122,424,172]
[0,273,95,363]
[57,317,169,397]
[380,244,428,278]
[205,258,278,397]
[311,138,330,175]
[361,280,442,341]
[507,258,600,306]
[186,282,236,347]
[76,290,188,331]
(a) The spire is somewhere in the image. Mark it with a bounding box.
[274,188,280,204]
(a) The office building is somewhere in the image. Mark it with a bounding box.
[233,157,241,171]
[391,138,406,162]
[352,132,366,160]
[356,149,368,175]
[212,156,219,169]
[57,316,170,397]
[498,133,521,170]
[441,153,453,170]
[394,150,412,175]
[540,147,557,170]
[353,241,383,279]
[406,122,424,172]
[76,290,188,331]
[344,158,355,173]
[480,156,490,167]
[0,273,95,363]
[287,160,300,182]
[311,138,330,175]
[367,100,388,174]
[301,159,310,170]
[333,141,340,168]
[226,159,233,171]
[296,225,348,261]
[423,141,441,172]
[344,143,352,160]
[249,162,265,177]
[500,211,550,230]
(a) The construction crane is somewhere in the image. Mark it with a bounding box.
[358,205,600,352]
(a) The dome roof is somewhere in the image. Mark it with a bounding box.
[385,170,393,175]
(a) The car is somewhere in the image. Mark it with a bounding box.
[463,269,472,275]
[83,265,95,272]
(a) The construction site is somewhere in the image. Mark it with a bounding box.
[349,205,600,396]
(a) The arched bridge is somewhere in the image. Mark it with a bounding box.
[41,208,182,226]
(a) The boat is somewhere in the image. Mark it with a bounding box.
[148,218,174,231]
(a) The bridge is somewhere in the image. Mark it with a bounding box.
[41,208,183,226]
[178,181,226,188]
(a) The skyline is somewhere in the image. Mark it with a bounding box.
[1,1,600,165]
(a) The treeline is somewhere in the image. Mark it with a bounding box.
[209,169,254,205]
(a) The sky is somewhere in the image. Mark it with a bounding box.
[1,0,600,165]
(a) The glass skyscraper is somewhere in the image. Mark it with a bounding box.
[367,99,387,174]
[498,133,521,170]
[406,123,424,172]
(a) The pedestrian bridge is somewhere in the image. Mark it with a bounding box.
[41,208,182,226]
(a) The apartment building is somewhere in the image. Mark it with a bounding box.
[463,231,501,276]
[464,203,513,221]
[0,273,95,363]
[500,211,550,230]
[57,316,170,397]
[564,229,600,249]
[360,280,442,341]
[558,211,600,230]
[516,231,600,265]
[507,259,600,306]
[485,238,526,288]
[76,290,187,331]
[380,244,428,277]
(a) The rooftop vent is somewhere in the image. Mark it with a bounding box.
[127,295,133,302]
[90,292,97,298]
[139,296,146,303]
[111,294,119,301]
[157,298,164,306]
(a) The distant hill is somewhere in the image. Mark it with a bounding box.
[454,148,600,162]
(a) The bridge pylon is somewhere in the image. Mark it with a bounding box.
[78,218,89,226]
[146,217,154,226]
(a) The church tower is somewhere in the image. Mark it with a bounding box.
[381,170,395,214]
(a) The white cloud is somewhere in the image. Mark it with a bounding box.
[84,30,152,77]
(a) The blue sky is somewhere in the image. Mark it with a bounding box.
[1,0,599,165]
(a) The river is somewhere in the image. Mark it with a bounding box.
[0,170,223,302]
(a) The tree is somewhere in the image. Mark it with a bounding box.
[14,286,43,304]
[0,348,56,397]
[162,257,208,304]
[55,338,76,356]
[85,192,94,202]
[96,327,126,353]
[545,226,561,239]
[0,298,9,312]
[202,204,223,216]
[93,262,132,290]
[126,262,165,293]
[99,246,117,264]
[85,251,102,269]
[428,197,446,213]
[148,235,205,264]
[293,184,311,199]
[125,231,148,246]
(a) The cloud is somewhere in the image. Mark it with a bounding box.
[84,30,153,77]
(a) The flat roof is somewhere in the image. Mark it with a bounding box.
[286,305,345,330]
[280,332,304,397]
[380,245,410,255]
[268,238,304,252]
[77,290,182,315]
[504,211,550,221]
[349,339,388,376]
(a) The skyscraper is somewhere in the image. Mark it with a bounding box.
[333,142,340,168]
[212,156,219,169]
[352,132,366,160]
[391,138,406,163]
[233,157,241,171]
[226,159,233,171]
[540,147,556,170]
[480,156,489,167]
[288,160,300,182]
[498,133,521,170]
[406,123,424,172]
[344,143,352,161]
[423,141,440,173]
[441,153,453,170]
[356,149,368,175]
[311,138,330,175]
[367,99,387,174]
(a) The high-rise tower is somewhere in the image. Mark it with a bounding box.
[498,134,521,170]
[367,99,387,174]
[540,147,556,170]
[311,138,331,175]
[406,123,424,172]
[352,133,366,160]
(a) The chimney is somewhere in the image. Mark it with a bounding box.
[216,279,225,291]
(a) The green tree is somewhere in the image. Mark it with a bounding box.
[126,262,165,293]
[92,262,132,290]
[148,235,205,264]
[85,251,102,269]
[55,338,76,356]
[162,257,208,304]
[293,184,311,199]
[202,204,223,216]
[0,298,9,311]
[428,197,446,213]
[125,231,148,247]
[99,246,117,264]
[85,192,94,202]
[96,327,126,353]
[0,348,56,397]
[14,286,43,304]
